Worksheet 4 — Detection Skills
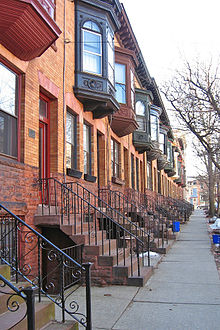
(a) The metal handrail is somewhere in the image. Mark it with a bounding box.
[39,178,151,276]
[0,274,35,330]
[67,181,150,240]
[0,203,92,329]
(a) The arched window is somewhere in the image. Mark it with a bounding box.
[136,100,146,131]
[82,21,102,75]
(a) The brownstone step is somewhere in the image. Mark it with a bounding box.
[0,300,54,330]
[40,320,78,330]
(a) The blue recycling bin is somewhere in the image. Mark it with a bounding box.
[173,221,180,232]
[212,234,220,244]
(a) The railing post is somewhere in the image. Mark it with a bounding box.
[23,287,35,330]
[147,234,150,267]
[83,263,92,330]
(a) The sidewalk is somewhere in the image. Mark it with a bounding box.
[59,210,220,330]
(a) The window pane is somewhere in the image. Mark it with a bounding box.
[39,99,47,119]
[115,63,125,84]
[150,114,158,141]
[66,112,74,145]
[0,110,17,157]
[159,133,165,152]
[83,52,101,75]
[83,31,101,54]
[0,63,17,116]
[83,21,100,32]
[137,116,146,131]
[108,64,114,86]
[115,83,126,104]
[66,143,72,169]
[136,101,145,115]
[83,124,91,174]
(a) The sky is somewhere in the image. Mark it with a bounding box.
[122,0,220,176]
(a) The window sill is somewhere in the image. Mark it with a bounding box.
[84,174,97,183]
[112,176,125,186]
[66,168,82,179]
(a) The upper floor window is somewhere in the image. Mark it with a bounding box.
[107,30,114,85]
[130,69,135,109]
[115,63,126,104]
[82,21,102,75]
[159,133,166,154]
[66,111,77,170]
[150,114,159,141]
[111,139,120,178]
[167,142,173,163]
[136,101,146,131]
[83,123,91,174]
[0,63,19,158]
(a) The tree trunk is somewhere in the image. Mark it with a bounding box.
[208,152,215,217]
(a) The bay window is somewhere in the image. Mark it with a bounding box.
[82,21,102,75]
[0,63,19,158]
[74,2,120,118]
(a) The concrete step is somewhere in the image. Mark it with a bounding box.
[0,300,54,330]
[127,265,154,287]
[40,320,78,330]
[84,239,117,256]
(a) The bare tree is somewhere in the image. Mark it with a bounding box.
[162,59,220,171]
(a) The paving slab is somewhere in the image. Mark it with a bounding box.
[55,210,220,330]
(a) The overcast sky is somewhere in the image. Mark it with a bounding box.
[122,0,220,84]
[122,0,219,176]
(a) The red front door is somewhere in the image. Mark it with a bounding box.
[39,95,50,179]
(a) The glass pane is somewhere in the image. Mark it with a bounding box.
[108,64,114,85]
[39,99,47,118]
[66,143,72,169]
[83,124,90,153]
[115,63,126,84]
[0,110,17,157]
[159,133,165,152]
[0,63,17,116]
[83,52,101,75]
[136,101,145,115]
[137,116,146,131]
[150,114,158,141]
[66,112,74,145]
[83,21,100,32]
[115,83,126,104]
[83,31,101,54]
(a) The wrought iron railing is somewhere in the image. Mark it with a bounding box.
[0,274,35,330]
[0,204,92,329]
[39,178,151,277]
[99,188,153,236]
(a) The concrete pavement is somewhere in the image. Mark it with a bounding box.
[58,210,220,330]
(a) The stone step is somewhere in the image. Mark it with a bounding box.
[40,320,78,330]
[84,238,117,257]
[127,265,154,287]
[0,300,54,330]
